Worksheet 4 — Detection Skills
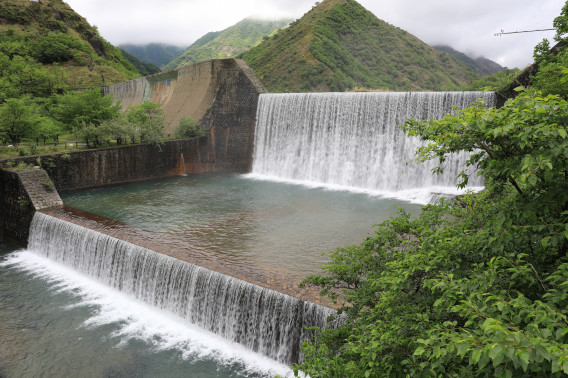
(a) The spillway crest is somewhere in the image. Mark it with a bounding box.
[28,212,334,365]
[252,91,495,192]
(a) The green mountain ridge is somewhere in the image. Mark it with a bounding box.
[0,0,140,91]
[433,45,505,76]
[241,0,480,92]
[119,48,161,76]
[163,18,291,71]
[118,43,186,68]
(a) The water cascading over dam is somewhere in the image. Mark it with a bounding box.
[252,91,495,200]
[27,212,334,366]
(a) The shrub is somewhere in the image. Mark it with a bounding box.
[175,116,206,139]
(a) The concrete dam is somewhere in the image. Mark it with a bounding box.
[104,58,266,174]
[0,58,495,375]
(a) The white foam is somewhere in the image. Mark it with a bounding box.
[242,173,482,205]
[1,251,295,377]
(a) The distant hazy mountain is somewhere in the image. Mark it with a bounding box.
[119,48,161,76]
[433,45,505,75]
[119,43,186,68]
[163,18,291,71]
[241,0,478,92]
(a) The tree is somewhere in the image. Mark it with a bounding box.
[99,116,132,145]
[125,101,166,148]
[295,88,568,377]
[51,89,121,132]
[175,116,206,139]
[0,53,64,102]
[0,97,40,145]
[532,1,568,100]
[34,117,62,145]
[74,121,111,148]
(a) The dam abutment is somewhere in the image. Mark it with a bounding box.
[0,168,62,243]
[105,58,265,173]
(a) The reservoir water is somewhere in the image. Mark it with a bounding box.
[61,173,422,276]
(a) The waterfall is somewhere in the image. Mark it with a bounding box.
[251,91,495,199]
[28,212,334,365]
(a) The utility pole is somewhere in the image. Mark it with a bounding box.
[495,28,555,36]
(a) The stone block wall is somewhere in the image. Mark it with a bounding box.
[199,59,266,173]
[1,139,208,192]
[0,168,62,243]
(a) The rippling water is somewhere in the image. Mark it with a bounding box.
[0,241,293,377]
[61,173,422,276]
[0,174,425,376]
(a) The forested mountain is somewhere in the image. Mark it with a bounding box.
[434,45,505,75]
[0,0,166,152]
[119,43,186,68]
[163,18,291,71]
[241,0,479,92]
[0,0,140,94]
[119,48,161,76]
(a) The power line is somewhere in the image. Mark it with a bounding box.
[495,28,555,36]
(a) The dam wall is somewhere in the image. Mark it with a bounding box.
[105,58,265,173]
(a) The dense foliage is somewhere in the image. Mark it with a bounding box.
[0,86,167,150]
[164,18,290,71]
[296,88,568,378]
[0,0,169,154]
[175,116,206,139]
[67,98,167,149]
[295,4,568,376]
[242,0,478,92]
[0,0,139,87]
[462,68,521,94]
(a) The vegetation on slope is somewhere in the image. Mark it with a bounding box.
[119,43,186,68]
[0,0,139,89]
[462,68,521,94]
[242,0,479,92]
[0,0,194,156]
[119,48,161,76]
[434,45,505,76]
[294,3,568,376]
[163,18,291,71]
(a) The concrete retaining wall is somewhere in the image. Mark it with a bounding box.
[1,139,208,192]
[0,168,62,243]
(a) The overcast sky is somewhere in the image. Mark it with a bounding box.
[64,0,565,69]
